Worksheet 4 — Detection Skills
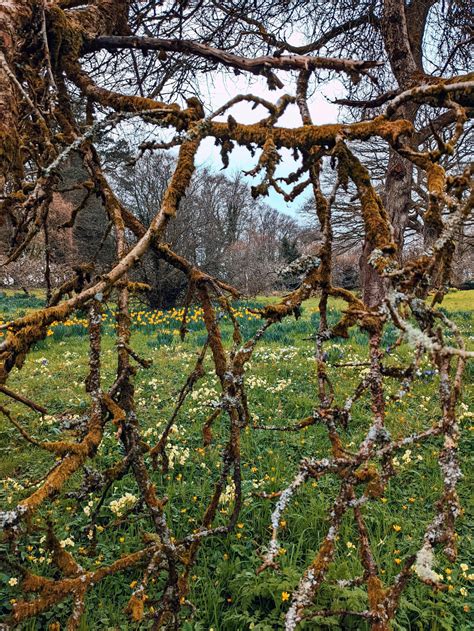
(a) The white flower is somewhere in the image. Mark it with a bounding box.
[8,577,18,587]
[59,537,75,548]
[219,481,235,505]
[167,444,190,469]
[109,492,138,517]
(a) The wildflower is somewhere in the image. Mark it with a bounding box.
[219,481,235,505]
[281,591,290,602]
[8,577,18,587]
[346,541,356,549]
[460,587,468,597]
[109,493,138,517]
[393,524,402,532]
[460,563,468,572]
[129,581,137,589]
[394,558,402,565]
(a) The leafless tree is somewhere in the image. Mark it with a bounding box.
[113,152,300,303]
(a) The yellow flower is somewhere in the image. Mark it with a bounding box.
[460,563,469,572]
[281,591,290,602]
[393,524,402,532]
[460,587,468,597]
[129,581,137,589]
[394,558,402,565]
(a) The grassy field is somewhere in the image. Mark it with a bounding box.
[0,290,473,630]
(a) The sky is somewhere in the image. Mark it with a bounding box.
[194,71,343,217]
[109,66,344,222]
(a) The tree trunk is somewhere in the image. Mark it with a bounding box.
[0,1,33,187]
[361,0,430,307]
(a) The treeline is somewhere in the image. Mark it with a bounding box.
[1,151,318,306]
[114,152,312,307]
[3,143,471,306]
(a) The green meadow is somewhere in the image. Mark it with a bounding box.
[0,290,473,630]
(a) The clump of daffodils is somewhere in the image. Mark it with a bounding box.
[109,493,138,518]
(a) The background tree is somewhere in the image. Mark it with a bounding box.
[113,152,301,305]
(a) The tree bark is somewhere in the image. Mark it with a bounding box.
[0,1,33,187]
[361,0,431,306]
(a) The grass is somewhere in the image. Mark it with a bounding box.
[0,290,473,630]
